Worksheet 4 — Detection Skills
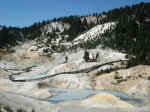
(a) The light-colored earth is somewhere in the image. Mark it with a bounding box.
[60,93,134,108]
[0,91,150,112]
[0,91,59,112]
[95,65,150,97]
[1,42,150,112]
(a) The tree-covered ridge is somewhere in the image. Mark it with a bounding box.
[0,15,98,47]
[0,26,24,47]
[100,2,150,22]
[102,2,150,65]
[0,1,150,63]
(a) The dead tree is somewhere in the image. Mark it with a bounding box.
[83,50,90,62]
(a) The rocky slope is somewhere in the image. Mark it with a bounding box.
[1,49,150,111]
[1,3,150,112]
[0,21,150,111]
[95,65,150,97]
[0,91,58,112]
[74,22,115,43]
[0,90,150,112]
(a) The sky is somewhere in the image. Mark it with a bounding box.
[0,0,149,27]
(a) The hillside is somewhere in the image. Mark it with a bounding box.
[0,3,150,66]
[0,15,102,48]
[102,2,150,65]
[1,2,150,112]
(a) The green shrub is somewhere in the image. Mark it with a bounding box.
[37,82,49,89]
[96,67,122,76]
[0,105,13,112]
[17,109,26,112]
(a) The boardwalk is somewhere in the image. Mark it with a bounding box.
[9,60,128,82]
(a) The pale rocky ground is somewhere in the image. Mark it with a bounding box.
[1,22,150,111]
[94,65,150,97]
[0,91,59,112]
[74,22,115,43]
[1,44,150,112]
[0,91,150,112]
[60,93,134,108]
